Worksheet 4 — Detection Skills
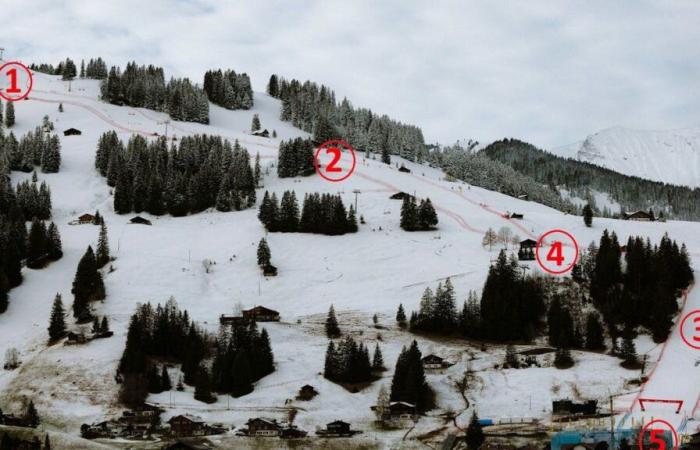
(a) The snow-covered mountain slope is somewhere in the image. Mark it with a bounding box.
[2,71,700,446]
[551,126,700,188]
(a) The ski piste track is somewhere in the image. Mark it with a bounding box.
[26,84,700,439]
[27,87,538,240]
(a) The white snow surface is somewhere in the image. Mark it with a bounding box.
[551,126,700,188]
[1,71,700,446]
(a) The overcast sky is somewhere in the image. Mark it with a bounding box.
[4,0,700,148]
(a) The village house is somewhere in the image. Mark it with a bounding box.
[296,384,318,401]
[65,331,88,345]
[242,306,280,322]
[244,418,281,437]
[252,129,270,138]
[398,164,411,173]
[389,192,414,201]
[518,238,537,261]
[118,404,163,426]
[316,420,359,437]
[168,415,211,437]
[74,213,95,225]
[279,424,308,438]
[510,213,524,219]
[263,264,278,276]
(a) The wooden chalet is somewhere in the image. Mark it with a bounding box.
[296,384,318,401]
[242,306,280,322]
[253,129,270,138]
[245,417,281,437]
[219,314,247,327]
[66,331,88,345]
[510,213,524,220]
[130,216,153,225]
[168,415,210,437]
[389,401,417,420]
[63,127,82,136]
[263,264,278,276]
[519,238,537,250]
[421,354,449,370]
[280,425,308,438]
[118,404,163,425]
[76,213,95,224]
[623,210,654,221]
[398,164,411,173]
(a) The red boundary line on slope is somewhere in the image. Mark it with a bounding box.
[29,96,157,137]
[628,286,692,413]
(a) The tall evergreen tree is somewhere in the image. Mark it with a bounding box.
[5,102,15,128]
[326,305,341,338]
[96,222,110,268]
[251,114,261,132]
[71,246,105,322]
[48,294,66,343]
[257,237,271,268]
[396,303,407,328]
[465,412,485,450]
[583,203,593,227]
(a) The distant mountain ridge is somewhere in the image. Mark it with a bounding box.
[550,126,700,188]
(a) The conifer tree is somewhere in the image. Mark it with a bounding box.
[58,103,64,113]
[466,411,485,450]
[251,114,261,132]
[326,305,341,338]
[44,434,51,450]
[92,316,101,334]
[194,366,216,403]
[161,365,172,391]
[396,303,407,328]
[390,340,429,411]
[620,336,638,367]
[372,343,384,371]
[267,75,279,97]
[24,400,39,427]
[100,316,110,333]
[584,313,605,350]
[95,222,110,268]
[257,237,271,268]
[254,152,261,187]
[71,246,105,322]
[48,294,66,342]
[381,146,390,164]
[418,198,438,230]
[583,203,593,227]
[46,222,63,260]
[5,102,15,128]
[26,218,48,267]
[400,196,418,231]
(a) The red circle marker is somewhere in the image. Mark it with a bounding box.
[535,229,579,275]
[314,139,356,182]
[638,419,678,450]
[680,309,700,350]
[0,61,34,101]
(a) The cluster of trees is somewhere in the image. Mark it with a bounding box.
[117,298,275,406]
[31,56,107,80]
[71,246,106,323]
[211,322,275,398]
[575,230,694,343]
[409,279,457,332]
[4,125,62,173]
[100,62,209,123]
[2,101,14,128]
[323,336,374,384]
[258,190,358,235]
[118,298,211,406]
[95,132,259,216]
[390,341,431,412]
[267,75,426,161]
[15,179,53,220]
[0,431,49,450]
[400,196,438,231]
[481,138,700,221]
[26,218,62,268]
[203,69,253,110]
[277,138,314,178]
[480,251,547,341]
[428,141,576,214]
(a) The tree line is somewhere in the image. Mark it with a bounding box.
[481,138,700,221]
[3,122,62,174]
[258,190,358,235]
[203,69,254,110]
[117,298,274,406]
[267,74,426,161]
[101,62,209,124]
[323,336,374,384]
[400,196,438,231]
[95,132,259,216]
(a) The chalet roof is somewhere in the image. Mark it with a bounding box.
[168,414,204,424]
[247,417,279,426]
[327,420,350,426]
[520,238,537,245]
[300,384,316,391]
[624,210,653,218]
[389,401,416,408]
[243,305,279,315]
[422,354,443,362]
[78,213,95,220]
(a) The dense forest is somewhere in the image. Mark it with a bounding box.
[426,141,576,213]
[117,298,274,406]
[267,74,426,161]
[0,116,60,313]
[100,62,209,124]
[203,69,254,110]
[277,137,315,178]
[481,139,700,221]
[95,132,259,216]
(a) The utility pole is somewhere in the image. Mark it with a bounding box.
[0,48,4,60]
[610,395,615,450]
